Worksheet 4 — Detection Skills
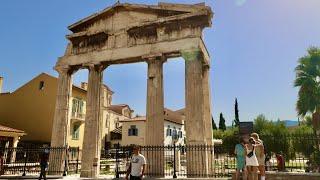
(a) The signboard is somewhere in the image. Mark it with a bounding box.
[239,122,253,135]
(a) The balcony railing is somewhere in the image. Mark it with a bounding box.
[71,112,85,120]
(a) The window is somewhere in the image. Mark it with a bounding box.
[178,131,183,138]
[115,118,120,128]
[172,127,177,138]
[128,125,138,136]
[39,81,45,90]
[166,125,172,136]
[72,124,80,140]
[105,114,110,128]
[72,98,85,118]
[108,96,112,106]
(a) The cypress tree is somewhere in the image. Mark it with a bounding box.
[234,98,240,127]
[212,117,217,130]
[219,113,226,131]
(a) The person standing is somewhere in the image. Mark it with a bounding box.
[234,137,247,180]
[125,145,146,180]
[39,146,49,180]
[251,133,265,180]
[246,137,259,180]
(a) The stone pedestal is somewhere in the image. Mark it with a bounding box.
[145,57,165,177]
[80,65,104,178]
[49,67,72,174]
[183,50,210,177]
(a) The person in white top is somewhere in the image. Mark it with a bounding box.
[125,145,146,180]
[246,137,260,180]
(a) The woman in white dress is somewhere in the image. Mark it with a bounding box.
[246,137,259,180]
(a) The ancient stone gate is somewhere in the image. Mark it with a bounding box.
[51,2,214,178]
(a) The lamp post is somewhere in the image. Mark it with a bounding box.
[172,134,179,179]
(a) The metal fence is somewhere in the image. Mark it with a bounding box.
[0,147,67,176]
[259,134,320,172]
[104,144,232,178]
[0,134,319,177]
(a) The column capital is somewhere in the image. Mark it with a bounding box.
[181,49,202,62]
[54,65,71,74]
[54,65,80,75]
[143,54,167,65]
[82,63,108,72]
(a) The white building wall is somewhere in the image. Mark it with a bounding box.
[164,121,185,146]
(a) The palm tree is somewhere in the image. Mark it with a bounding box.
[294,47,320,135]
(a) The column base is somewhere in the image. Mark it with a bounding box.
[80,169,99,178]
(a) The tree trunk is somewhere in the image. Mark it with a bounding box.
[312,111,320,152]
[312,111,320,136]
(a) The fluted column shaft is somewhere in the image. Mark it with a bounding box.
[145,56,165,177]
[49,67,73,174]
[80,64,104,178]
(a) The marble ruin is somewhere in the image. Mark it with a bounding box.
[51,2,214,178]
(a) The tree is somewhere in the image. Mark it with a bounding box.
[219,113,226,131]
[301,116,313,127]
[212,117,217,130]
[234,98,240,127]
[295,47,320,135]
[253,114,272,134]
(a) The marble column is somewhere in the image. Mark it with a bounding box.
[49,66,73,174]
[145,56,165,177]
[202,65,214,175]
[10,136,19,163]
[182,50,209,177]
[80,64,105,178]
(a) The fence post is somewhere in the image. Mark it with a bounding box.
[22,150,27,176]
[76,147,79,174]
[63,146,68,176]
[173,143,177,178]
[116,143,120,178]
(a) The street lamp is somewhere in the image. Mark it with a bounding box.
[172,134,179,179]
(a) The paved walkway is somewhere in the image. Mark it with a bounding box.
[0,174,231,179]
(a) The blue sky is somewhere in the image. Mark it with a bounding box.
[1,0,320,125]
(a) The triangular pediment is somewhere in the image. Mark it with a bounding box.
[68,2,211,33]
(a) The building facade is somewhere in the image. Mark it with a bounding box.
[0,73,131,149]
[121,108,186,146]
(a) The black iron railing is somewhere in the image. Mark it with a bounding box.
[0,134,319,177]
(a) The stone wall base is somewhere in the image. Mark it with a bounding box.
[232,171,320,180]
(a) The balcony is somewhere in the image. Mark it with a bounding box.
[71,112,85,122]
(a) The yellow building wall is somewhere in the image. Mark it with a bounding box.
[0,73,87,147]
[121,121,146,146]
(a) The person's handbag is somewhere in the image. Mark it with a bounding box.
[247,146,255,158]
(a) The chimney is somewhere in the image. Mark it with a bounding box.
[81,82,88,90]
[0,77,3,93]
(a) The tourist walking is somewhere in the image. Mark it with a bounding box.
[125,145,146,180]
[251,133,266,180]
[38,146,49,180]
[234,137,247,180]
[246,137,259,180]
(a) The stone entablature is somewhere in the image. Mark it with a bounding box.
[56,3,211,68]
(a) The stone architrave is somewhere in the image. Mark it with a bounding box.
[145,56,165,177]
[80,64,105,178]
[183,50,210,177]
[49,66,73,174]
